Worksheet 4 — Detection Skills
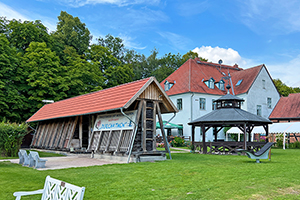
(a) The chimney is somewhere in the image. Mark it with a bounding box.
[233,64,238,68]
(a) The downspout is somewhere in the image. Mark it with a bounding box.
[120,108,138,163]
[162,112,176,160]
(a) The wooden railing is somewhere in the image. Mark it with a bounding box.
[193,141,267,154]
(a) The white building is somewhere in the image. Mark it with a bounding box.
[158,58,280,142]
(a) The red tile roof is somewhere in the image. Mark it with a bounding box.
[160,58,264,96]
[27,77,153,122]
[269,93,300,119]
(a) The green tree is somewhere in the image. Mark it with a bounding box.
[52,11,91,56]
[63,46,104,96]
[21,42,68,115]
[97,34,125,60]
[105,64,134,88]
[182,50,208,62]
[6,19,52,53]
[273,79,296,97]
[0,34,27,122]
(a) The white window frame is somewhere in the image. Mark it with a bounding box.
[200,98,206,110]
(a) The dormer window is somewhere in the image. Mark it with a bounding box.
[164,80,174,91]
[204,78,215,89]
[219,80,225,90]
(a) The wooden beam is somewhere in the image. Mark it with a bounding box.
[202,125,207,154]
[243,123,247,150]
[142,100,147,152]
[79,116,83,148]
[152,101,157,151]
[191,125,195,150]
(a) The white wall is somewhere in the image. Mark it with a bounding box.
[246,67,280,118]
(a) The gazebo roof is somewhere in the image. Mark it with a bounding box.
[214,94,244,102]
[188,108,272,126]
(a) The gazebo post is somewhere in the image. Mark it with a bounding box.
[214,127,217,142]
[243,123,247,150]
[266,125,269,143]
[192,125,195,151]
[202,125,207,154]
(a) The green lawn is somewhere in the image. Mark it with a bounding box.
[0,150,65,160]
[1,149,300,199]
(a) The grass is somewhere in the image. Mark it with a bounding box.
[0,150,65,160]
[1,149,300,199]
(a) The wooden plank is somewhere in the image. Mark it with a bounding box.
[53,119,66,148]
[58,118,72,149]
[31,122,42,147]
[115,130,123,153]
[142,100,147,152]
[87,130,96,150]
[41,122,53,147]
[96,130,103,152]
[46,121,60,148]
[49,121,63,149]
[64,116,79,149]
[37,123,48,147]
[105,130,113,152]
[38,123,51,147]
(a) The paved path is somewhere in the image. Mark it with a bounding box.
[1,154,126,171]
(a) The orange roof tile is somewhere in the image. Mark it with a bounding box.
[160,58,264,96]
[269,93,300,119]
[27,77,152,122]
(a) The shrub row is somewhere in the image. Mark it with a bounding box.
[0,120,28,157]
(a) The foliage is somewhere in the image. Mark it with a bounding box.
[52,11,91,56]
[289,141,300,149]
[1,149,300,199]
[273,78,300,97]
[0,120,28,157]
[170,136,186,147]
[276,134,284,148]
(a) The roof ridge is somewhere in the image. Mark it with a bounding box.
[49,77,152,104]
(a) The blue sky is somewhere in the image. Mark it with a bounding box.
[1,0,300,87]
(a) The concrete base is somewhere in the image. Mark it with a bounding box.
[94,153,166,163]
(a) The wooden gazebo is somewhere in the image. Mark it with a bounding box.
[188,94,272,154]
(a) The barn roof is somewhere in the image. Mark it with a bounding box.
[160,58,266,96]
[269,93,300,120]
[27,77,177,123]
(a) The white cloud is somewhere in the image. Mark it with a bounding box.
[238,0,300,34]
[118,34,146,50]
[158,31,192,51]
[0,2,29,21]
[267,55,300,87]
[57,0,160,7]
[192,46,248,66]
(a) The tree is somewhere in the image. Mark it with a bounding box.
[182,50,208,62]
[63,46,104,96]
[52,11,91,56]
[97,34,125,60]
[21,42,68,116]
[273,79,298,96]
[0,34,26,122]
[6,19,52,53]
[105,64,134,88]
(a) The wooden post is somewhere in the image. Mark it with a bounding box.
[79,116,83,148]
[152,101,157,151]
[155,101,172,159]
[243,123,247,150]
[202,125,207,154]
[191,125,195,150]
[214,127,218,142]
[142,100,147,152]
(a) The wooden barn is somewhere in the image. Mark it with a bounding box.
[27,77,178,162]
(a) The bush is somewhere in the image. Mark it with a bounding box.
[170,136,185,147]
[0,120,28,157]
[276,134,283,148]
[289,141,300,149]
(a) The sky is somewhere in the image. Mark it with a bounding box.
[1,0,300,87]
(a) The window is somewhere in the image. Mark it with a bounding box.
[267,97,272,108]
[164,81,173,91]
[219,80,225,90]
[204,78,215,89]
[167,129,172,136]
[177,98,182,110]
[236,79,243,86]
[262,79,266,89]
[200,98,206,110]
[257,105,262,116]
[212,99,217,110]
[178,128,183,136]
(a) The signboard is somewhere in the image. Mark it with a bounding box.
[93,110,137,131]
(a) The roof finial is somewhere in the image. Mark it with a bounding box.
[226,84,231,94]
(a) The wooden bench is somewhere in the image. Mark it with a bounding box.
[18,150,29,166]
[29,151,47,168]
[13,175,85,200]
[237,142,275,163]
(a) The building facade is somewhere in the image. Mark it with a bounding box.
[159,58,280,141]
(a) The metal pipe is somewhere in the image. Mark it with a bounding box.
[120,108,138,163]
[162,112,176,160]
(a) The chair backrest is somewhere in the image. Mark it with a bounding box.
[255,142,274,156]
[19,149,27,157]
[42,176,85,200]
[29,151,40,160]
